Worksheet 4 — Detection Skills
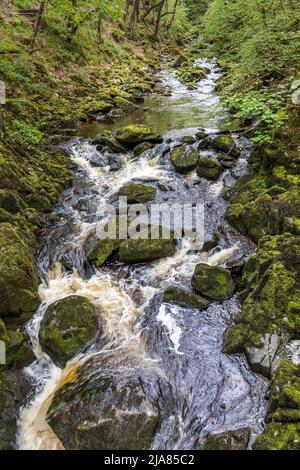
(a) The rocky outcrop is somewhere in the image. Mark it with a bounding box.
[40,296,98,367]
[192,264,234,301]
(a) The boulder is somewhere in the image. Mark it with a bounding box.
[192,263,234,301]
[197,136,211,149]
[40,296,98,367]
[181,135,196,145]
[48,367,159,450]
[170,145,199,173]
[116,125,162,146]
[93,132,127,154]
[196,157,223,181]
[87,239,115,268]
[119,228,175,264]
[163,286,211,310]
[0,321,34,373]
[119,183,156,203]
[211,135,240,157]
[133,142,155,156]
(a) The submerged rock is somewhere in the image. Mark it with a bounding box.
[170,145,199,173]
[196,157,223,181]
[210,135,240,157]
[133,142,155,156]
[119,183,156,203]
[201,428,250,450]
[192,263,234,301]
[48,368,160,450]
[40,296,98,367]
[119,228,175,264]
[163,285,211,310]
[116,125,162,146]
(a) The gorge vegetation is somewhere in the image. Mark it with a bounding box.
[0,0,299,451]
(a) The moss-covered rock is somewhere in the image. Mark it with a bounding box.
[119,228,175,264]
[211,135,240,157]
[87,239,115,268]
[93,132,127,154]
[196,156,224,181]
[40,296,98,367]
[163,285,211,310]
[0,321,34,372]
[223,234,300,376]
[254,422,300,450]
[201,428,250,450]
[133,142,155,156]
[119,183,156,203]
[48,365,160,450]
[170,145,199,173]
[192,263,234,301]
[0,223,40,320]
[116,125,162,146]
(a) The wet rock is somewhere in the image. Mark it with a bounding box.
[119,183,156,203]
[201,428,250,450]
[108,154,122,171]
[202,234,220,252]
[223,234,300,377]
[113,96,138,114]
[87,239,115,268]
[40,296,98,367]
[210,135,240,158]
[0,321,34,373]
[170,145,199,173]
[0,370,30,450]
[133,142,155,156]
[192,263,234,301]
[48,368,160,450]
[116,125,163,146]
[163,286,211,310]
[93,133,127,154]
[254,359,300,450]
[196,157,223,181]
[196,129,209,140]
[0,190,24,214]
[181,135,196,145]
[197,136,211,149]
[89,153,107,168]
[119,228,175,264]
[0,223,40,321]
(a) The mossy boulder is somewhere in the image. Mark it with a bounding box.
[170,145,199,173]
[163,286,211,310]
[0,321,34,372]
[201,428,250,450]
[223,234,300,376]
[0,223,40,320]
[40,296,98,367]
[192,264,234,301]
[119,228,175,264]
[211,135,240,158]
[133,142,155,156]
[87,239,115,268]
[254,422,300,450]
[196,157,224,181]
[119,183,156,203]
[116,125,162,146]
[92,132,127,154]
[48,365,160,450]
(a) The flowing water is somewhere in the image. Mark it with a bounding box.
[17,59,268,451]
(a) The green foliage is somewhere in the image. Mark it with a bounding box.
[203,0,300,89]
[225,92,288,143]
[8,120,43,150]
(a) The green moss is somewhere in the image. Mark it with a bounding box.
[163,285,211,310]
[170,145,199,173]
[119,228,175,264]
[196,156,223,181]
[115,125,163,146]
[39,296,98,367]
[192,263,234,301]
[87,239,115,268]
[254,423,300,450]
[211,135,240,157]
[119,184,156,203]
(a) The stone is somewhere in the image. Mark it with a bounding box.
[119,228,175,264]
[87,239,115,268]
[163,286,211,310]
[201,428,250,450]
[170,145,199,173]
[116,125,162,146]
[119,184,156,203]
[210,135,240,157]
[133,142,155,156]
[192,263,234,301]
[196,157,223,181]
[40,296,98,367]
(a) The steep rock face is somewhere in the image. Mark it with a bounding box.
[223,234,300,377]
[192,264,234,301]
[40,296,98,367]
[48,368,160,450]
